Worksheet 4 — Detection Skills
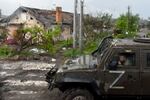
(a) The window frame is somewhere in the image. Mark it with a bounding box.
[141,50,150,69]
[105,48,139,70]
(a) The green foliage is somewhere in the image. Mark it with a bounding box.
[114,32,137,39]
[115,15,128,33]
[115,11,140,38]
[61,38,73,47]
[52,26,62,37]
[15,25,62,55]
[83,13,113,55]
[63,48,80,58]
[63,39,98,57]
[15,26,44,52]
[98,32,111,40]
[80,32,110,55]
[39,26,61,55]
[0,45,12,57]
[83,41,97,54]
[18,26,44,34]
[18,51,33,57]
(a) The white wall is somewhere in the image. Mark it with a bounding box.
[9,11,43,28]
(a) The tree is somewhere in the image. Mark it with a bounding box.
[94,13,112,33]
[82,13,112,54]
[115,9,140,38]
[84,13,112,41]
[83,14,96,41]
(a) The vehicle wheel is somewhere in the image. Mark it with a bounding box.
[61,88,94,100]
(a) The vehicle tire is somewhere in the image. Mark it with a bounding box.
[61,88,94,100]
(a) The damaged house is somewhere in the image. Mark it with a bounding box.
[0,9,7,41]
[0,6,73,41]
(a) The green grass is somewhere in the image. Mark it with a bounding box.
[83,41,97,55]
[63,48,81,58]
[0,45,12,57]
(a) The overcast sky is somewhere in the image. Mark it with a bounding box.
[0,0,149,19]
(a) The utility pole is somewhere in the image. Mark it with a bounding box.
[127,6,130,33]
[73,0,78,48]
[79,0,84,53]
[0,9,1,18]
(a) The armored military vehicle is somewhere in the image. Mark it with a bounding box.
[46,36,150,100]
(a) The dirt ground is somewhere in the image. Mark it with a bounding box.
[0,61,61,100]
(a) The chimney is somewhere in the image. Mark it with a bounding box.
[56,7,62,24]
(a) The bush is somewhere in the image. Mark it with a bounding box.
[83,41,97,54]
[61,39,73,47]
[38,26,61,55]
[0,45,12,57]
[63,48,80,58]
